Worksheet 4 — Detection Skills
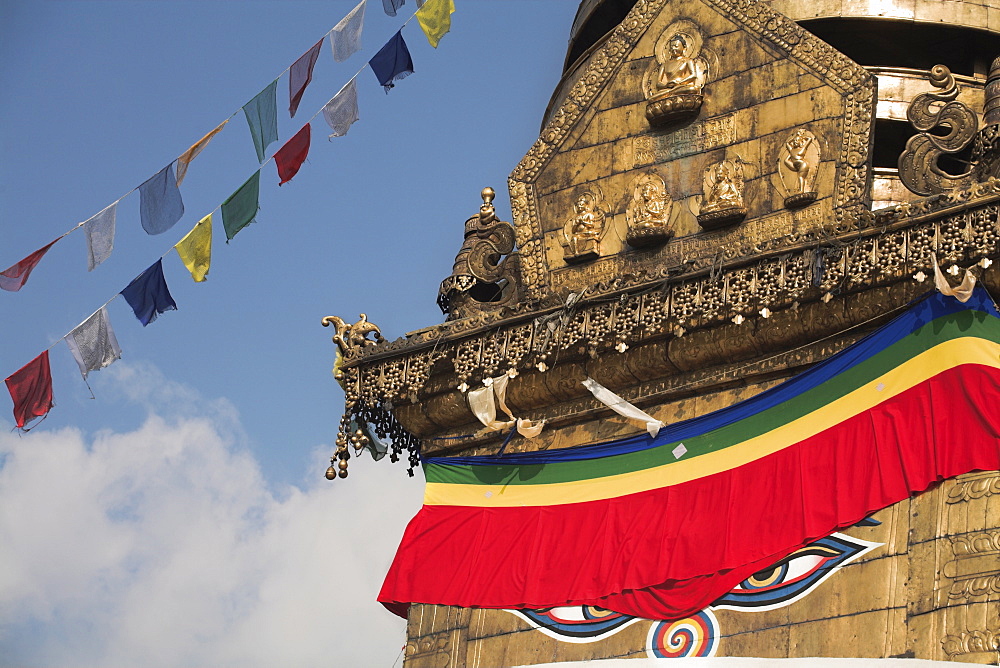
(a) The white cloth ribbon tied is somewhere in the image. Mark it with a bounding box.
[467,374,545,438]
[582,377,665,438]
[932,252,976,303]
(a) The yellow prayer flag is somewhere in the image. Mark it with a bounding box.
[416,0,455,48]
[176,120,228,186]
[174,214,212,282]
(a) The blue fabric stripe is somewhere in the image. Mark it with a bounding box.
[427,288,997,468]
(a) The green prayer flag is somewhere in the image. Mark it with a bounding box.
[243,80,278,163]
[222,171,261,241]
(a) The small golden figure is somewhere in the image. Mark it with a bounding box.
[697,160,747,229]
[626,173,674,247]
[645,28,706,126]
[779,128,820,208]
[562,189,608,263]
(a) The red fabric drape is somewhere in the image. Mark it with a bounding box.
[0,240,58,292]
[379,364,1000,619]
[5,351,54,428]
[275,124,311,185]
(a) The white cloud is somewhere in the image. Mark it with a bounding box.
[0,362,423,667]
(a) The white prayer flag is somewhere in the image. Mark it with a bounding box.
[83,203,117,271]
[331,0,366,62]
[65,307,122,379]
[321,78,360,138]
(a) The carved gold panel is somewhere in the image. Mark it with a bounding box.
[508,0,875,301]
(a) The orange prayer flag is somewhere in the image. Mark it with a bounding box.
[176,120,228,186]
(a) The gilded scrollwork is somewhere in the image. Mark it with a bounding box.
[335,186,1000,445]
[626,172,674,248]
[322,313,385,359]
[899,65,979,196]
[438,187,521,320]
[944,530,1000,600]
[942,629,1000,660]
[947,471,1000,503]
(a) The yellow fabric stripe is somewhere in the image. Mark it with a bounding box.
[425,337,1000,508]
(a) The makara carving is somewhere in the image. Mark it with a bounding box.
[898,65,978,195]
[322,313,385,358]
[698,159,746,229]
[438,187,521,319]
[779,128,820,208]
[626,172,674,247]
[562,187,609,263]
[644,23,707,126]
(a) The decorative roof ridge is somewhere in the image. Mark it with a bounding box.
[338,179,1000,369]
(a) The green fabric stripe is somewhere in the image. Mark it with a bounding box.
[427,309,1000,487]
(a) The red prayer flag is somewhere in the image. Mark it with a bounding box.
[275,124,311,185]
[289,38,324,118]
[6,351,54,429]
[0,239,59,292]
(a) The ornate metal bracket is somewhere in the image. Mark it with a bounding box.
[322,313,385,358]
[438,187,521,319]
[899,65,978,195]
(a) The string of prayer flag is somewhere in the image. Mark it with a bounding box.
[121,259,177,326]
[222,171,262,241]
[369,31,413,93]
[5,351,53,429]
[289,38,325,118]
[0,239,59,292]
[331,0,366,63]
[83,203,117,271]
[382,0,405,17]
[322,78,360,138]
[176,120,229,186]
[275,124,311,185]
[139,162,185,235]
[65,307,121,380]
[4,0,463,429]
[416,0,455,48]
[174,214,213,282]
[243,80,279,163]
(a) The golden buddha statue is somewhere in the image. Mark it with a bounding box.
[562,189,607,263]
[656,35,701,96]
[626,172,674,247]
[646,30,706,125]
[698,159,747,229]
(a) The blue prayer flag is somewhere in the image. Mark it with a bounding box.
[369,31,413,93]
[243,80,279,163]
[139,163,185,235]
[120,259,177,326]
[382,0,404,16]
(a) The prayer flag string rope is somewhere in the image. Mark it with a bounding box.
[2,1,449,427]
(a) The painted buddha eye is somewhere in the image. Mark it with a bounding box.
[712,533,880,611]
[509,605,640,642]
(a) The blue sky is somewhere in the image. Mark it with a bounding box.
[0,1,580,665]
